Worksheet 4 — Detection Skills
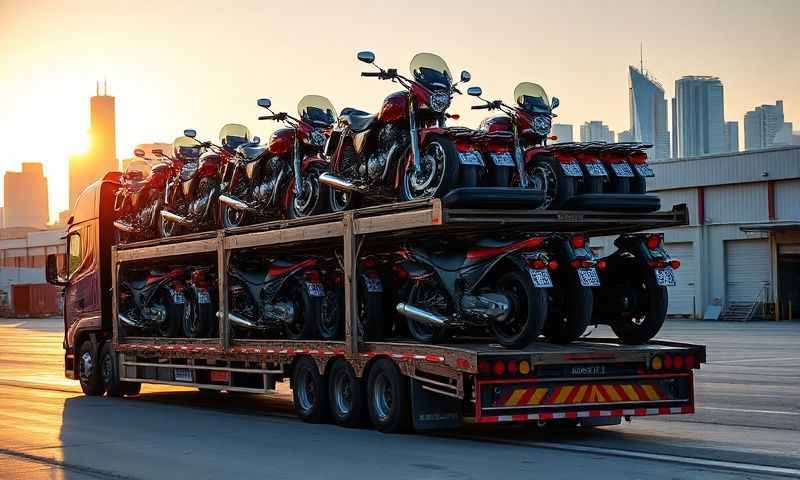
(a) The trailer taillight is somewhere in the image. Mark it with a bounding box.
[507,360,518,374]
[651,356,663,370]
[478,361,490,374]
[651,353,696,371]
[493,360,506,376]
[518,360,531,375]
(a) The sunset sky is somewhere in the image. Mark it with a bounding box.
[1,0,798,222]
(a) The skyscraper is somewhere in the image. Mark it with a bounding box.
[551,124,573,143]
[618,130,635,143]
[628,66,670,160]
[579,121,615,143]
[3,163,49,228]
[744,101,788,150]
[724,121,739,153]
[673,76,726,158]
[69,81,117,209]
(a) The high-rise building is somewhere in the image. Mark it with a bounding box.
[673,76,725,158]
[551,124,573,143]
[628,66,670,160]
[69,81,117,210]
[744,101,790,150]
[792,131,800,146]
[618,129,635,143]
[579,121,615,143]
[724,121,739,153]
[3,163,49,229]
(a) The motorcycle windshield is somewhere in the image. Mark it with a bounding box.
[125,159,151,179]
[410,52,452,91]
[297,95,336,128]
[513,82,550,114]
[219,123,251,148]
[172,136,202,159]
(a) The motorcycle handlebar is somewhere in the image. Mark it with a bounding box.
[471,104,490,110]
[361,72,382,77]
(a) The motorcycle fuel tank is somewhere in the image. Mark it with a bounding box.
[479,115,512,133]
[377,91,409,123]
[268,128,294,157]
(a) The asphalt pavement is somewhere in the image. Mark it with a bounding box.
[0,318,798,479]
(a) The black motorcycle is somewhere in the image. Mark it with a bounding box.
[118,266,186,338]
[392,236,552,348]
[182,266,218,338]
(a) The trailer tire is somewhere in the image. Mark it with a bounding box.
[328,359,366,428]
[292,357,329,423]
[78,339,105,396]
[367,358,411,433]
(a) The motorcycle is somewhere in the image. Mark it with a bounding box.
[226,254,327,340]
[218,96,334,227]
[319,51,471,210]
[117,266,186,338]
[160,126,249,237]
[112,149,173,243]
[182,266,218,338]
[391,236,552,348]
[596,142,654,194]
[593,233,681,344]
[468,84,586,209]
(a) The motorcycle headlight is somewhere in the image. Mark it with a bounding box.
[428,91,451,113]
[533,116,551,136]
[309,129,327,147]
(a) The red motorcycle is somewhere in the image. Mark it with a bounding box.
[318,51,472,210]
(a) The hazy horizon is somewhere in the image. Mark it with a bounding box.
[1,0,798,222]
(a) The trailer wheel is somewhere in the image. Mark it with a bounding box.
[367,358,410,433]
[100,342,140,397]
[328,359,366,427]
[292,357,329,423]
[78,339,105,396]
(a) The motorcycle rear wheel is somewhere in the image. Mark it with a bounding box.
[284,280,320,340]
[610,270,668,344]
[492,270,547,348]
[404,282,447,344]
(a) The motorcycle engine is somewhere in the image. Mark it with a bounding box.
[135,202,159,228]
[358,124,409,180]
[253,178,278,203]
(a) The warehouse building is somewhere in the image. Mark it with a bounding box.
[591,145,800,320]
[0,228,65,316]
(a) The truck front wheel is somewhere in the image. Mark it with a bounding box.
[78,339,105,396]
[366,358,410,433]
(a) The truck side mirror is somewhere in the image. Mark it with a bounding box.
[46,254,67,286]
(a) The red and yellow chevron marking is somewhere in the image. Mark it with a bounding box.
[501,382,665,407]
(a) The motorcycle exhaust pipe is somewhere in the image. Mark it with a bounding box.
[396,303,447,327]
[113,220,135,233]
[228,312,259,329]
[218,194,256,212]
[319,172,363,192]
[160,209,193,226]
[118,314,138,327]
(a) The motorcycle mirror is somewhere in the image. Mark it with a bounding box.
[257,98,271,109]
[252,136,261,144]
[183,129,197,138]
[467,86,482,97]
[551,97,560,110]
[133,148,146,158]
[460,70,471,83]
[357,51,375,64]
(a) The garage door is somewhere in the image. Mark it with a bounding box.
[725,239,770,303]
[664,242,696,317]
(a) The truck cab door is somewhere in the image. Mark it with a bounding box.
[63,227,101,351]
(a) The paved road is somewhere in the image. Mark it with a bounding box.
[0,318,798,479]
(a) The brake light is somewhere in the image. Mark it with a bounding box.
[570,234,586,249]
[528,258,547,270]
[663,355,673,369]
[673,355,684,369]
[646,234,662,250]
[596,259,607,270]
[493,360,506,376]
[190,270,205,283]
[570,259,595,269]
[507,360,518,374]
[478,361,490,374]
[669,259,681,270]
[686,354,696,369]
[648,260,668,269]
[548,260,559,270]
[305,271,321,283]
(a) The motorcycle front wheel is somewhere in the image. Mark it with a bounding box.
[492,270,547,348]
[610,269,668,344]
[289,166,330,219]
[221,203,248,228]
[544,273,592,344]
[400,135,459,201]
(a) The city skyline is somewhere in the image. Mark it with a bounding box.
[1,0,798,221]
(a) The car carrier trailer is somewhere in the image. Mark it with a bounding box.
[50,184,705,432]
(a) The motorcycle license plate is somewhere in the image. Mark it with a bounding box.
[655,267,676,286]
[490,152,515,167]
[584,162,608,177]
[577,268,601,287]
[635,164,655,177]
[528,269,554,288]
[362,276,383,293]
[196,290,211,304]
[458,151,485,166]
[174,368,193,383]
[611,163,634,177]
[171,291,186,304]
[560,162,583,177]
[305,282,325,297]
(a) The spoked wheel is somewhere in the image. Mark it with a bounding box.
[367,358,410,433]
[289,167,329,219]
[404,282,447,344]
[328,359,366,427]
[492,270,548,348]
[292,357,329,423]
[526,155,575,210]
[544,273,592,344]
[221,203,248,228]
[284,280,320,340]
[611,270,668,344]
[401,135,459,201]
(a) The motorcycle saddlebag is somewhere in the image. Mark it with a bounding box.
[442,187,545,210]
[562,193,661,212]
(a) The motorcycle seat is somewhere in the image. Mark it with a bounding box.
[339,108,376,133]
[230,266,265,286]
[237,144,266,160]
[127,279,150,292]
[416,248,467,271]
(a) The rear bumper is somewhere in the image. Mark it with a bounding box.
[476,404,694,424]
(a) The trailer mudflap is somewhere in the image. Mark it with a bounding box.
[410,379,462,430]
[475,372,694,423]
